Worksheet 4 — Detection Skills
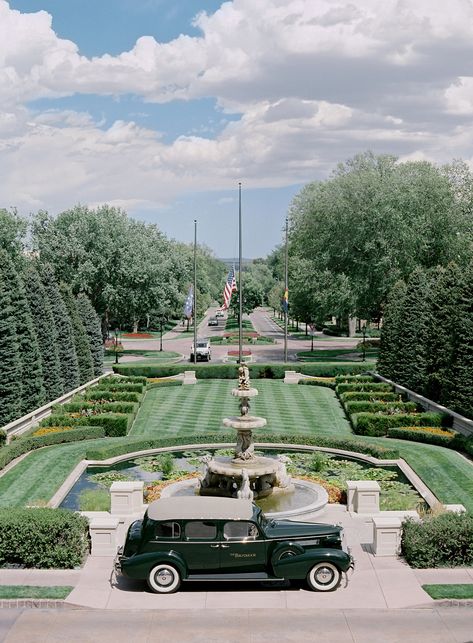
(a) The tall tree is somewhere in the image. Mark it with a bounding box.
[61,284,94,384]
[378,280,408,383]
[76,293,104,377]
[0,276,21,426]
[0,251,45,415]
[24,265,63,401]
[41,264,80,393]
[0,209,28,265]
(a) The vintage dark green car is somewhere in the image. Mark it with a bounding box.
[115,497,354,594]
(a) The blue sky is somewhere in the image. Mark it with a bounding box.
[2,1,473,257]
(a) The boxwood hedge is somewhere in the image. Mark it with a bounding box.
[0,508,89,568]
[85,432,400,461]
[84,391,142,403]
[344,401,418,415]
[401,513,473,568]
[0,427,105,471]
[387,427,456,447]
[339,392,402,403]
[351,412,446,437]
[55,401,138,416]
[40,413,131,437]
[336,383,393,394]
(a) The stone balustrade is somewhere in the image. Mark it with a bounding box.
[82,512,121,556]
[110,481,145,515]
[347,480,380,514]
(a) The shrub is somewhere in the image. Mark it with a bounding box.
[387,427,456,447]
[57,401,138,416]
[344,401,418,415]
[0,508,89,568]
[0,426,105,470]
[401,513,473,568]
[91,383,144,393]
[100,375,148,385]
[336,383,393,394]
[335,375,376,384]
[352,412,445,437]
[40,413,131,437]
[85,391,142,403]
[339,392,401,403]
[85,432,399,461]
[147,380,183,389]
[0,430,6,447]
[298,379,336,389]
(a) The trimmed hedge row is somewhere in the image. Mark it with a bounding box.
[351,412,446,437]
[113,362,370,379]
[147,380,183,389]
[0,426,105,470]
[387,427,456,447]
[101,375,148,385]
[336,383,393,394]
[0,508,89,568]
[0,430,6,447]
[339,392,402,403]
[84,432,400,461]
[298,380,336,389]
[40,413,131,437]
[84,391,142,403]
[401,513,473,568]
[334,375,375,384]
[344,401,418,415]
[91,383,144,393]
[56,401,138,415]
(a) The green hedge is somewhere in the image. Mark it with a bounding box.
[339,392,402,403]
[401,513,473,568]
[0,430,6,447]
[40,413,131,437]
[0,508,89,568]
[352,412,445,437]
[113,362,370,379]
[336,383,393,394]
[0,426,105,471]
[147,380,183,389]
[84,391,142,403]
[56,401,138,416]
[85,432,399,461]
[387,427,456,447]
[344,401,418,415]
[100,375,148,385]
[298,380,336,389]
[91,383,144,393]
[335,375,375,384]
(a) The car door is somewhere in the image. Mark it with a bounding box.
[219,521,267,573]
[182,520,220,572]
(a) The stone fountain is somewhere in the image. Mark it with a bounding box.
[199,364,293,501]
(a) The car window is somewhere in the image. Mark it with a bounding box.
[154,521,181,540]
[185,521,217,540]
[223,521,259,541]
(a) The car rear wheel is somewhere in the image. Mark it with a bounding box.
[147,564,181,594]
[306,562,341,592]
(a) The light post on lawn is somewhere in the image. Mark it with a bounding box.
[310,323,314,352]
[114,327,120,364]
[361,323,367,362]
[159,315,167,352]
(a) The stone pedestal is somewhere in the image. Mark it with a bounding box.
[347,480,380,514]
[371,515,402,556]
[284,371,301,384]
[82,512,120,556]
[183,371,197,385]
[110,481,144,515]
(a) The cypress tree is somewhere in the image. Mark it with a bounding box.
[0,251,45,415]
[76,293,104,376]
[0,276,21,426]
[378,280,407,382]
[40,264,80,393]
[24,265,63,401]
[60,284,94,384]
[447,261,473,418]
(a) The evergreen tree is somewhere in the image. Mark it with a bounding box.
[0,251,45,415]
[378,280,408,382]
[60,284,94,384]
[24,265,63,401]
[76,293,103,376]
[447,262,473,418]
[425,263,463,404]
[0,276,21,426]
[40,264,80,393]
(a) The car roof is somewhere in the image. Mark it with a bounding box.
[146,497,254,521]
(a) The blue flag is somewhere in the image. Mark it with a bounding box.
[183,285,193,318]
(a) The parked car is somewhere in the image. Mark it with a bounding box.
[190,338,211,361]
[115,497,354,594]
[208,317,219,326]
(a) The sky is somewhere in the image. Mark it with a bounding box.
[2,1,473,257]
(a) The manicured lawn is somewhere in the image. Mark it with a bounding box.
[0,586,73,599]
[130,380,352,439]
[422,584,473,600]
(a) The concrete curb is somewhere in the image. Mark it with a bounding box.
[0,599,84,609]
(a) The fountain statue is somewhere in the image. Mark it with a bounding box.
[199,364,294,500]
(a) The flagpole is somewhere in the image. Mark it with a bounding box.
[193,219,197,364]
[238,182,243,364]
[284,216,288,363]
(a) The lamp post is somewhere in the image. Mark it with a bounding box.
[114,328,120,364]
[361,324,367,362]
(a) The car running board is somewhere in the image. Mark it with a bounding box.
[185,572,283,582]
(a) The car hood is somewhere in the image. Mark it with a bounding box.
[264,520,341,540]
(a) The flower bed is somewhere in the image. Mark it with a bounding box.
[227,349,252,357]
[122,332,153,339]
[32,426,74,437]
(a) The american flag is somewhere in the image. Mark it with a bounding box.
[183,285,193,318]
[282,287,288,313]
[220,267,237,310]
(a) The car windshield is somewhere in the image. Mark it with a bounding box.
[197,342,207,347]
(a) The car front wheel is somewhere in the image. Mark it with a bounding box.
[147,564,181,594]
[306,562,341,592]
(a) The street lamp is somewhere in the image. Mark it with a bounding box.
[361,324,367,362]
[114,328,120,364]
